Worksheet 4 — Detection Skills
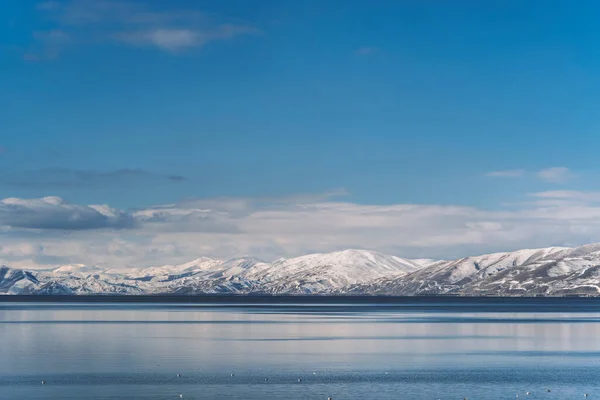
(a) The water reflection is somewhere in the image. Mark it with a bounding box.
[2,302,600,399]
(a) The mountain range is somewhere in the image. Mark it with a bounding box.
[3,244,600,296]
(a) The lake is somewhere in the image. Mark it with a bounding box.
[1,298,600,399]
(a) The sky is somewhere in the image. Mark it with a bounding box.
[3,0,600,269]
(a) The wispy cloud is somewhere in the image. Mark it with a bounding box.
[115,29,201,51]
[26,0,259,59]
[4,168,187,189]
[7,189,600,269]
[23,29,71,61]
[486,167,578,183]
[114,24,258,52]
[354,46,379,55]
[39,0,205,26]
[536,167,577,184]
[530,190,600,203]
[485,169,525,178]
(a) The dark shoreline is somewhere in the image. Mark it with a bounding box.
[4,295,600,313]
[2,294,600,304]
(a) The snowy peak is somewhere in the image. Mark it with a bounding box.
[561,243,600,259]
[221,257,265,269]
[52,264,103,277]
[124,257,223,280]
[6,243,600,296]
[175,257,223,271]
[220,257,267,278]
[0,265,40,294]
[272,249,422,273]
[410,258,442,268]
[350,244,600,296]
[237,249,424,293]
[433,247,567,284]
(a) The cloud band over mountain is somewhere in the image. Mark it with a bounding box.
[2,190,600,270]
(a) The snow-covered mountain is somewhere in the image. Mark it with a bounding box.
[348,245,600,296]
[0,249,422,295]
[3,244,600,296]
[237,249,423,294]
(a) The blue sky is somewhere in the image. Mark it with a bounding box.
[2,1,600,267]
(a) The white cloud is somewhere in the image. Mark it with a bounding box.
[486,167,580,183]
[0,196,133,230]
[27,0,258,57]
[114,25,258,52]
[486,169,525,178]
[5,193,600,269]
[536,167,577,183]
[0,243,43,258]
[115,29,201,51]
[530,190,600,203]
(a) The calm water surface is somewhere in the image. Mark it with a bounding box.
[2,300,600,399]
